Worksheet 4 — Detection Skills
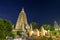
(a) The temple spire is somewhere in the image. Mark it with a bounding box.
[54,20,59,30]
[15,8,30,31]
[21,8,24,12]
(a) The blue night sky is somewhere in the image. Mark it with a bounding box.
[0,0,60,25]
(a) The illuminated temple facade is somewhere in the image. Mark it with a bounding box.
[12,8,32,36]
[12,8,47,37]
[15,8,31,32]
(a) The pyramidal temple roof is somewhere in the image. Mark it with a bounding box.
[21,8,24,12]
[15,8,28,30]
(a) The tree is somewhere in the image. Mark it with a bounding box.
[51,30,59,35]
[31,22,39,29]
[0,18,13,39]
[41,24,54,31]
[17,31,22,37]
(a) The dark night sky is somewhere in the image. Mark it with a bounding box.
[0,0,60,26]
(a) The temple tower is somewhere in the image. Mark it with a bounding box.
[15,8,30,32]
[54,21,59,30]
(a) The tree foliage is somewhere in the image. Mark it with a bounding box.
[0,18,13,39]
[51,30,59,35]
[42,24,54,31]
[31,22,39,29]
[17,31,22,37]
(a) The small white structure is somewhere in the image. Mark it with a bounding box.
[33,29,40,36]
[40,26,47,36]
[54,21,59,30]
[29,30,33,36]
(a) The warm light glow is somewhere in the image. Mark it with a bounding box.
[32,31,33,33]
[37,31,40,36]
